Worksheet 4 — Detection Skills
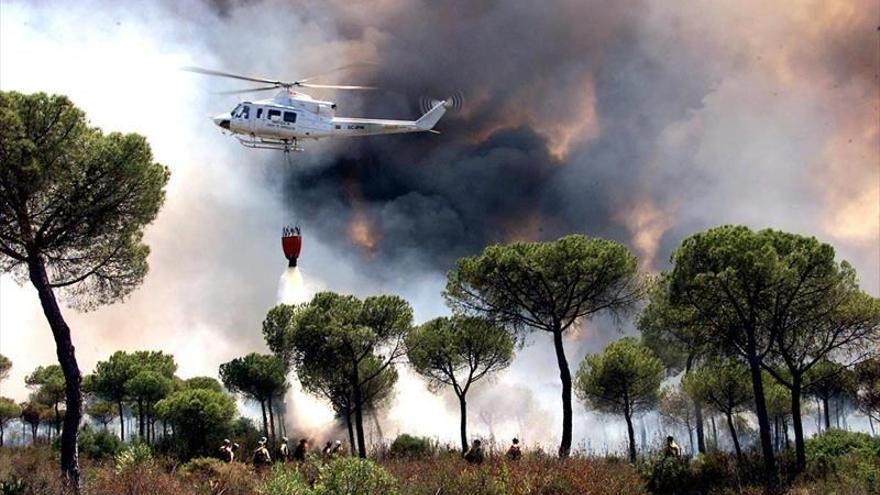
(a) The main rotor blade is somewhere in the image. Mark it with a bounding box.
[298,83,377,90]
[217,86,282,95]
[297,62,378,83]
[182,66,285,86]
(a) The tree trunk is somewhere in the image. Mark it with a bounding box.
[1,422,4,446]
[353,373,367,458]
[745,342,776,482]
[267,395,276,447]
[28,257,81,488]
[711,416,718,449]
[260,400,269,438]
[54,401,61,436]
[624,408,636,463]
[138,399,144,441]
[688,424,695,454]
[552,329,573,457]
[458,393,468,454]
[117,401,125,441]
[774,416,780,451]
[726,411,742,461]
[823,397,831,430]
[790,377,806,471]
[694,400,706,454]
[783,417,790,449]
[345,409,355,454]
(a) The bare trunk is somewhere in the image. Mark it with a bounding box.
[117,401,125,441]
[260,400,269,438]
[552,329,572,457]
[711,416,718,449]
[345,408,355,454]
[726,411,742,461]
[458,393,468,454]
[745,338,776,483]
[267,395,276,446]
[694,400,706,454]
[353,372,367,458]
[624,408,636,463]
[790,377,806,471]
[28,258,81,489]
[823,397,831,430]
[138,399,144,440]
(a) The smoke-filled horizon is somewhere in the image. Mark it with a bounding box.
[1,0,877,452]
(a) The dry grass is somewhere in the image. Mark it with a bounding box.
[385,452,646,495]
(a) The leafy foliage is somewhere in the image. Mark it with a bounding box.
[114,442,154,472]
[259,464,311,495]
[155,388,236,459]
[389,434,434,460]
[314,457,399,495]
[76,424,123,460]
[445,234,643,456]
[183,376,223,393]
[576,337,663,462]
[0,91,169,308]
[0,354,10,383]
[284,292,413,456]
[576,338,664,416]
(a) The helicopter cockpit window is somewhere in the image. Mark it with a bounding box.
[283,111,297,123]
[241,105,250,119]
[231,104,243,117]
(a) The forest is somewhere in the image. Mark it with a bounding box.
[1,93,879,495]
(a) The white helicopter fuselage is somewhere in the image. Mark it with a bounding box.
[213,91,447,151]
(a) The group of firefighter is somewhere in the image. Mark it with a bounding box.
[219,434,682,466]
[218,436,346,466]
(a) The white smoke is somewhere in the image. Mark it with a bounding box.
[275,267,338,442]
[277,267,318,305]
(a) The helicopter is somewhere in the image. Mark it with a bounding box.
[185,66,457,153]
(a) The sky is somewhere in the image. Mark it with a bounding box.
[0,0,878,451]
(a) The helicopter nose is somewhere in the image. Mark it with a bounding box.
[212,115,230,130]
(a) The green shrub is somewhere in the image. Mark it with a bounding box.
[806,428,880,465]
[115,442,153,472]
[315,457,398,495]
[805,429,880,494]
[639,455,693,495]
[77,425,123,461]
[389,434,433,459]
[259,464,311,495]
[180,456,225,477]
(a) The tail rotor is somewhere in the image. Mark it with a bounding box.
[420,90,464,114]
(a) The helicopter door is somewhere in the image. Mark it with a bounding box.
[234,104,253,133]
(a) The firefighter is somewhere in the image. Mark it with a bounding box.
[321,441,333,459]
[330,439,345,457]
[277,436,290,462]
[292,438,309,461]
[253,437,272,467]
[218,438,235,463]
[506,437,522,460]
[464,439,484,465]
[664,435,681,458]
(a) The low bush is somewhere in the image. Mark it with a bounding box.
[259,464,311,495]
[315,457,399,495]
[388,433,434,460]
[77,425,123,461]
[803,429,880,494]
[115,441,154,472]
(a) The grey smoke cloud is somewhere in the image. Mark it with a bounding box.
[0,0,876,451]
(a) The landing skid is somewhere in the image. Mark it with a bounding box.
[237,136,304,153]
